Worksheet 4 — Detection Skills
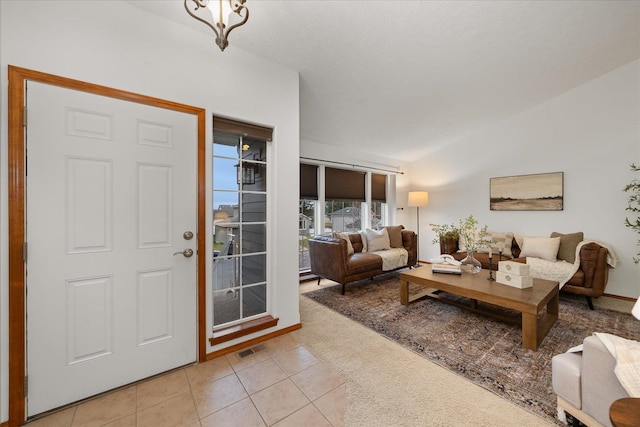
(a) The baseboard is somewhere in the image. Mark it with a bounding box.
[557,396,605,427]
[602,293,636,302]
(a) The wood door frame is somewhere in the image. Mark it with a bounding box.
[7,65,207,427]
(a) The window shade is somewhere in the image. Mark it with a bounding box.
[325,167,365,201]
[300,164,318,200]
[372,173,387,203]
[213,116,273,141]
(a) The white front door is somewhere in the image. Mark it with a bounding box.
[25,82,198,416]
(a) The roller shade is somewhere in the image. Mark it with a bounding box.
[213,116,273,141]
[372,173,387,203]
[300,164,318,200]
[325,167,365,201]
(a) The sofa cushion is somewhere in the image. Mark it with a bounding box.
[384,225,405,248]
[334,232,355,255]
[551,231,584,264]
[519,236,561,262]
[365,228,391,252]
[346,252,383,275]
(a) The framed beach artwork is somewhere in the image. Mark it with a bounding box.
[490,172,564,211]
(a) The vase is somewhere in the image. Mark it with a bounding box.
[460,251,482,274]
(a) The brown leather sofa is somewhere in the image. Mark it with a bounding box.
[308,229,417,295]
[446,238,610,309]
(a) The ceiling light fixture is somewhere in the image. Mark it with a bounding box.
[184,0,249,52]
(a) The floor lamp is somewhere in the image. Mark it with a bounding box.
[408,191,429,267]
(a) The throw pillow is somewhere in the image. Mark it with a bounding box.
[384,225,405,248]
[365,228,391,252]
[519,236,561,262]
[334,232,355,255]
[358,230,368,252]
[486,231,514,258]
[550,231,584,264]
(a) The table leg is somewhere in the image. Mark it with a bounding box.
[400,279,409,306]
[522,312,538,351]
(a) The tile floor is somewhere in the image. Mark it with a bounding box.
[25,334,345,427]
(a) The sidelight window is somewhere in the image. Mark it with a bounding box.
[212,118,270,329]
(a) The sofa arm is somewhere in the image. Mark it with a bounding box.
[401,230,417,266]
[578,243,610,295]
[581,336,629,427]
[308,236,349,284]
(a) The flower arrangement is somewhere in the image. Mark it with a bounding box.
[430,215,490,252]
[457,215,490,253]
[429,222,459,244]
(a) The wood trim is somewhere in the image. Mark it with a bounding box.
[205,323,302,360]
[196,99,207,363]
[209,315,279,346]
[8,65,27,427]
[7,65,206,427]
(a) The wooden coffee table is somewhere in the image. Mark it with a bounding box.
[399,265,559,351]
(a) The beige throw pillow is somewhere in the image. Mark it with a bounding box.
[334,232,355,255]
[519,236,561,262]
[486,231,514,257]
[359,230,368,253]
[384,225,405,248]
[365,228,391,252]
[550,231,584,264]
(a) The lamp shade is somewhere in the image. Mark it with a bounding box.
[408,191,429,207]
[633,298,640,320]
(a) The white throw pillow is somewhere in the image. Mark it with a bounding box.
[519,236,561,262]
[359,230,368,253]
[334,232,354,255]
[365,228,391,252]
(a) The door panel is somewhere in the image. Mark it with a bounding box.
[25,82,198,416]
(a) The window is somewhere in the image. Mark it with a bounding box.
[298,164,390,272]
[212,118,271,329]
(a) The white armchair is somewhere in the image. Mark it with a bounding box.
[552,335,629,426]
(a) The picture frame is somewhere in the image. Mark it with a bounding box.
[490,172,563,211]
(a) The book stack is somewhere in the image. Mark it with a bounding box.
[432,263,462,275]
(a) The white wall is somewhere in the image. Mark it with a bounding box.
[408,59,640,299]
[0,1,300,421]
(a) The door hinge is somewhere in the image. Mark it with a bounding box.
[23,107,27,127]
[24,375,28,397]
[23,242,28,262]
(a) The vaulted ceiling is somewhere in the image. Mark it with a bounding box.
[129,1,640,161]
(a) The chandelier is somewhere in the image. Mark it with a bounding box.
[184,0,249,52]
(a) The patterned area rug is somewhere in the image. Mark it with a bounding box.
[303,273,640,424]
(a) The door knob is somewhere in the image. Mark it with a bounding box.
[173,249,194,257]
[183,231,194,240]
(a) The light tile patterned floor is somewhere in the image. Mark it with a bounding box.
[25,334,345,427]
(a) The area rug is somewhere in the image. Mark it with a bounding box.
[303,274,640,424]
